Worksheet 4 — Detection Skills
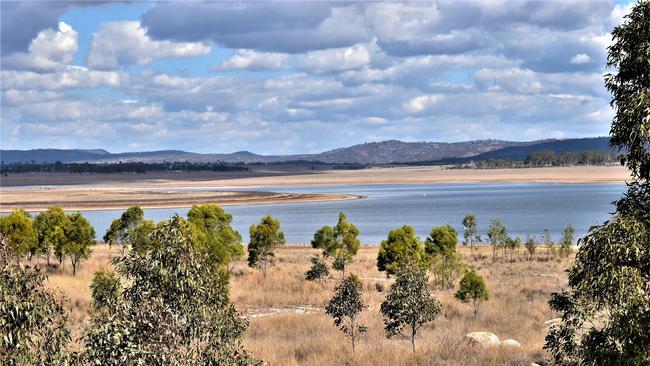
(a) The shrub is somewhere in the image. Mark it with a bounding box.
[455,269,489,317]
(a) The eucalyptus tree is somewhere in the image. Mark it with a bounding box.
[462,213,480,256]
[559,225,575,257]
[248,215,285,278]
[377,225,428,276]
[546,3,650,364]
[188,204,243,271]
[487,218,507,260]
[103,206,145,254]
[380,263,441,352]
[64,212,96,276]
[34,207,71,266]
[325,274,367,357]
[83,215,258,365]
[455,269,489,317]
[0,209,37,262]
[311,212,360,277]
[425,225,464,289]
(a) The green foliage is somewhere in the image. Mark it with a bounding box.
[83,215,258,365]
[429,251,466,289]
[102,206,145,253]
[546,3,650,365]
[0,210,37,260]
[90,270,121,310]
[455,270,489,316]
[188,204,243,270]
[325,274,366,355]
[129,219,156,254]
[305,255,329,284]
[504,235,521,261]
[559,225,575,257]
[377,225,428,276]
[487,218,508,260]
[64,212,96,276]
[247,216,285,277]
[311,212,360,276]
[425,225,464,289]
[606,1,650,181]
[380,264,442,352]
[424,225,458,259]
[0,253,71,365]
[34,207,71,265]
[462,214,477,245]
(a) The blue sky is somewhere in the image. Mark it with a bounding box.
[0,1,636,154]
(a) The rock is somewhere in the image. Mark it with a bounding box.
[544,318,562,327]
[465,332,500,347]
[500,339,521,348]
[530,363,541,366]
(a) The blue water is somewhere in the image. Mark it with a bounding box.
[74,183,624,244]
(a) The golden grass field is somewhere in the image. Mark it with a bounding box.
[43,244,568,365]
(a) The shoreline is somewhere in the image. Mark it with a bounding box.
[0,166,629,212]
[0,190,364,213]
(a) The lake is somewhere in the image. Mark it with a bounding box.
[76,182,624,244]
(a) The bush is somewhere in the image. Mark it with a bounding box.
[455,270,489,317]
[90,270,121,310]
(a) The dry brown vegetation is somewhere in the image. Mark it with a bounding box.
[44,245,568,365]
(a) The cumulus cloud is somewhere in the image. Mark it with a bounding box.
[2,22,78,72]
[215,50,288,71]
[1,0,634,153]
[87,21,212,69]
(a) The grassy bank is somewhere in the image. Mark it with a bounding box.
[44,245,567,365]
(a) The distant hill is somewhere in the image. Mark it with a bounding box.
[449,137,613,163]
[0,137,612,165]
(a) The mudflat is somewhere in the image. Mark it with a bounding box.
[0,165,629,212]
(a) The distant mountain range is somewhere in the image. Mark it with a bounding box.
[1,137,613,166]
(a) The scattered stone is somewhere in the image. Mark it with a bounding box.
[465,332,500,347]
[500,339,521,348]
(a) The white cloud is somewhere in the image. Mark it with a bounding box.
[215,49,288,71]
[87,21,211,69]
[297,43,372,73]
[570,53,591,64]
[1,67,125,90]
[1,22,78,72]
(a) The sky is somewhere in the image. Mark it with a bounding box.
[0,0,636,154]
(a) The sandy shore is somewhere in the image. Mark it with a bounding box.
[0,188,361,212]
[0,165,629,211]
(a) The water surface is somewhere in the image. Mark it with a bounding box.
[77,183,624,244]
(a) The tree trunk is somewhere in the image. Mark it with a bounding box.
[411,324,417,353]
[71,257,77,276]
[262,256,267,278]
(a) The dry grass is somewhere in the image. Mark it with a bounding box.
[44,245,569,365]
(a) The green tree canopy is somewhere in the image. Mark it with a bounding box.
[0,248,71,365]
[305,255,329,285]
[0,210,37,260]
[325,274,366,356]
[377,225,427,276]
[34,207,71,266]
[380,263,442,352]
[487,218,508,260]
[83,215,258,365]
[102,206,145,253]
[546,3,650,365]
[187,204,243,270]
[424,225,458,259]
[455,269,489,317]
[247,215,285,277]
[311,212,360,276]
[64,212,96,276]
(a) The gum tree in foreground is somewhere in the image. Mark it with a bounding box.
[84,215,258,364]
[545,2,650,364]
[380,263,442,352]
[325,274,367,357]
